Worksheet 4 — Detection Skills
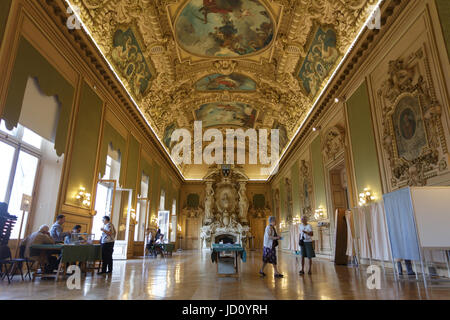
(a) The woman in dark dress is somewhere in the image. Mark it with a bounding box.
[259,216,284,278]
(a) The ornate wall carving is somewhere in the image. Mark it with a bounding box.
[378,48,449,188]
[299,160,314,219]
[200,166,250,248]
[322,125,346,164]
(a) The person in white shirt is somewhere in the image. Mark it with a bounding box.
[154,234,165,257]
[99,216,116,274]
[298,215,315,275]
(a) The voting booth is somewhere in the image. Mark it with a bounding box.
[383,187,450,286]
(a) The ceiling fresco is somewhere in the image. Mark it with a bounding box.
[297,26,339,98]
[195,102,257,128]
[110,26,155,98]
[195,73,256,91]
[67,0,379,179]
[175,0,275,57]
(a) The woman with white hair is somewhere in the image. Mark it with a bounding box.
[259,216,284,278]
[298,215,315,275]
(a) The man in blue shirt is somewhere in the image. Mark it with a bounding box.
[50,214,70,243]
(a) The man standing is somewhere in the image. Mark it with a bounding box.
[99,216,116,274]
[50,214,70,243]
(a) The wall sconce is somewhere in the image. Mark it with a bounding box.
[75,187,91,207]
[359,188,375,206]
[177,224,182,232]
[292,216,300,225]
[314,207,325,220]
[279,221,286,229]
[130,208,136,223]
[150,216,158,225]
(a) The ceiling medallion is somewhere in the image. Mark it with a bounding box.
[213,60,237,75]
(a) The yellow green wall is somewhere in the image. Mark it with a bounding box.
[66,81,103,205]
[347,81,383,199]
[311,135,327,210]
[436,0,450,59]
[290,161,301,216]
[279,179,286,221]
[150,162,161,217]
[124,134,141,204]
[3,37,74,156]
[0,0,12,47]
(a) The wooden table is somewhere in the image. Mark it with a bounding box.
[30,244,102,281]
[211,244,246,277]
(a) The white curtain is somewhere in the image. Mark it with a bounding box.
[352,206,372,259]
[345,210,355,257]
[289,224,300,251]
[368,202,392,261]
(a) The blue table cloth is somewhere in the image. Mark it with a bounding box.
[211,244,246,263]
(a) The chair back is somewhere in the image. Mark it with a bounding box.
[0,245,12,260]
[19,244,26,259]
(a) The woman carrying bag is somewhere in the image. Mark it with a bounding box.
[259,216,284,278]
[298,215,315,275]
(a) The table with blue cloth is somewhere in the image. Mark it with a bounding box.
[211,244,246,277]
[30,244,102,280]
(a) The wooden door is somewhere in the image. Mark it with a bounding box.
[329,169,349,265]
[334,208,348,265]
[250,218,265,249]
[185,218,200,250]
[330,170,346,212]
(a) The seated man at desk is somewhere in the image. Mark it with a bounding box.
[22,225,58,273]
[50,214,70,243]
[154,234,165,257]
[64,225,86,244]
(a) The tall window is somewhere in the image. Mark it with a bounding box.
[159,189,165,211]
[92,146,121,239]
[0,120,43,239]
[134,173,149,241]
[170,199,177,242]
[158,189,169,243]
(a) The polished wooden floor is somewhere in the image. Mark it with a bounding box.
[1,250,449,300]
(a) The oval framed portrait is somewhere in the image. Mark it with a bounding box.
[399,107,416,140]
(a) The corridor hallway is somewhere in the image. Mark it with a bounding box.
[1,251,448,300]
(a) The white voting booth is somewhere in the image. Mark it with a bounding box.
[383,187,450,286]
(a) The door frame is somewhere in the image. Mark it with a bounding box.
[111,187,133,260]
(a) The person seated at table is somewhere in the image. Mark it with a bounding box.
[154,234,165,257]
[50,214,70,243]
[64,225,86,244]
[145,230,155,256]
[22,225,58,274]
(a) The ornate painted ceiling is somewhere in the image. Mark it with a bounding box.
[68,0,379,179]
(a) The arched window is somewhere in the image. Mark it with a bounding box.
[159,189,166,211]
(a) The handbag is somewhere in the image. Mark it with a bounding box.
[299,235,304,247]
[271,226,279,249]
